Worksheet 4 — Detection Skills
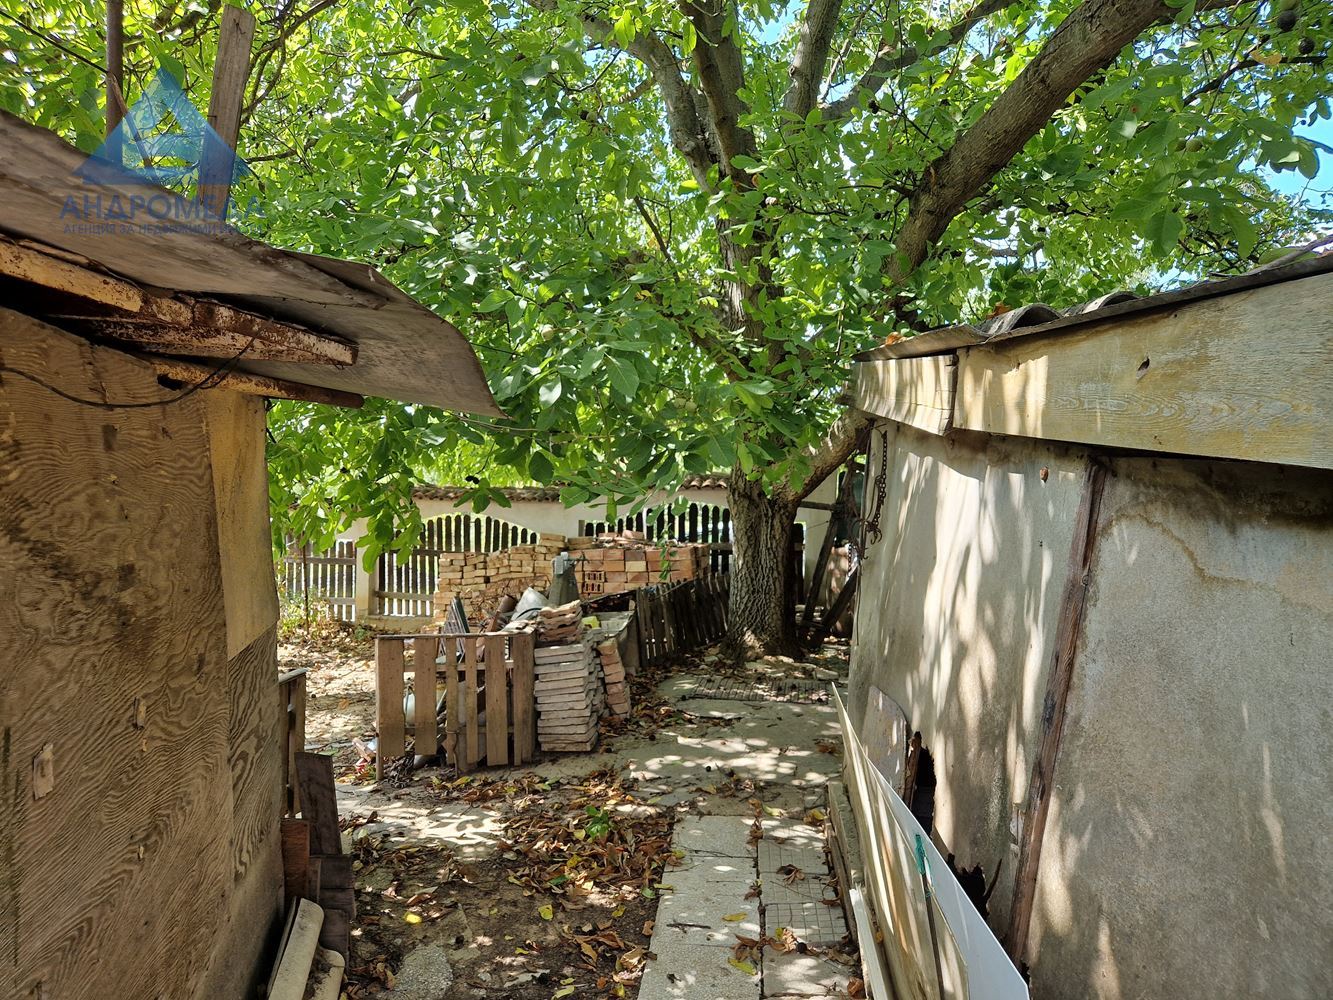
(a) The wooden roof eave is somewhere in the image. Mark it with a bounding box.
[852,267,1333,472]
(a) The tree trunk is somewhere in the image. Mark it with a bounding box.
[724,473,800,659]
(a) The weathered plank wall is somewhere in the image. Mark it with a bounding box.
[0,311,283,999]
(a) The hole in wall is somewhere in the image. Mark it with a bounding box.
[903,732,936,832]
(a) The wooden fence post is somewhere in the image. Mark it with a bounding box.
[510,632,535,764]
[413,636,440,761]
[375,638,405,778]
[484,634,509,766]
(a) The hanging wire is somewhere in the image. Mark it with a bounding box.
[0,339,256,410]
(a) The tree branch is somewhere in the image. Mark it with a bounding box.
[784,0,844,120]
[786,407,871,501]
[889,0,1240,280]
[680,0,757,180]
[822,0,1009,121]
[525,0,716,187]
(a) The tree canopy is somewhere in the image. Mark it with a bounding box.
[3,0,1330,567]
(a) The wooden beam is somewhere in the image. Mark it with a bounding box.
[955,271,1333,471]
[0,237,143,311]
[200,5,256,220]
[151,357,365,408]
[0,235,357,365]
[1005,457,1108,964]
[853,355,956,435]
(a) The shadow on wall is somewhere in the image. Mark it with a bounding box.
[851,411,1333,997]
[1025,458,1333,1000]
[851,413,1086,936]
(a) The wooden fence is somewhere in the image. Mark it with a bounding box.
[635,573,731,667]
[374,632,536,777]
[280,539,357,621]
[279,667,308,816]
[375,514,536,616]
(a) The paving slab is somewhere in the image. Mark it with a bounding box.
[762,901,847,947]
[654,887,761,945]
[758,871,839,907]
[761,949,853,998]
[638,942,761,1000]
[671,815,757,858]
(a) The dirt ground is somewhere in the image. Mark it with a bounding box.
[279,621,852,999]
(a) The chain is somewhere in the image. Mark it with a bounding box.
[862,428,890,546]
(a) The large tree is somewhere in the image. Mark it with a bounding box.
[4,0,1329,654]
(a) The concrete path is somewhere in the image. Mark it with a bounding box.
[636,683,855,1000]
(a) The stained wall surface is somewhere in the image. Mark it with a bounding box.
[850,417,1333,997]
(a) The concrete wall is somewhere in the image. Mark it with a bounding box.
[849,421,1089,929]
[1028,457,1333,1000]
[0,312,284,999]
[849,419,1333,998]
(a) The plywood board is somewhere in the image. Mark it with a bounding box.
[854,356,956,435]
[956,271,1333,470]
[0,310,234,999]
[836,690,1028,1000]
[205,393,279,658]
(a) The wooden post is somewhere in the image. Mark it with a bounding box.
[1006,458,1109,963]
[444,636,460,767]
[510,632,535,764]
[463,637,480,771]
[484,634,508,766]
[807,561,860,649]
[413,636,439,760]
[374,638,405,779]
[200,4,256,220]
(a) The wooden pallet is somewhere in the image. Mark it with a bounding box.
[375,632,536,777]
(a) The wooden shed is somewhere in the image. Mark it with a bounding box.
[0,111,497,999]
[846,257,1332,998]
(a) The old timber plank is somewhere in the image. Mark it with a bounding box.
[485,635,509,766]
[955,271,1333,470]
[853,356,956,435]
[375,639,406,778]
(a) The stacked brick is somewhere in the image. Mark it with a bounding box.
[432,533,567,624]
[567,535,712,597]
[597,638,630,717]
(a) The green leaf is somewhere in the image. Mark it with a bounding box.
[605,356,639,399]
[1144,210,1184,255]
